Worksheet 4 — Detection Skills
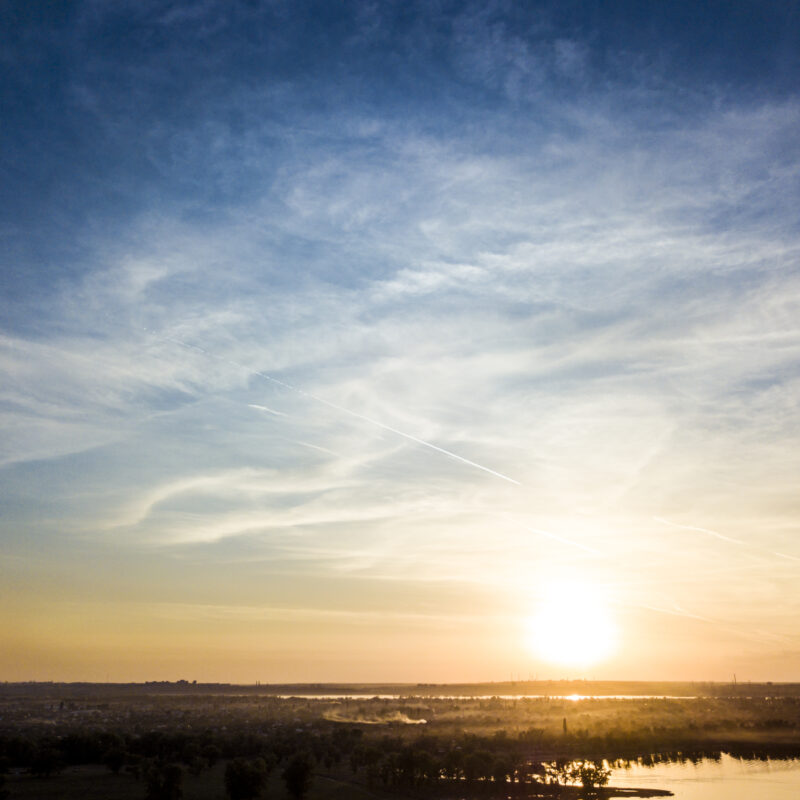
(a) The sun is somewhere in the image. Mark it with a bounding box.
[525,579,617,668]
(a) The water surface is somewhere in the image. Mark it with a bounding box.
[612,754,800,799]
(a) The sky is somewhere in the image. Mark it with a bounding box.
[2,0,800,684]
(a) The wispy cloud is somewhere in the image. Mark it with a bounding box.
[3,1,800,679]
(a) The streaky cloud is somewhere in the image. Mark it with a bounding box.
[163,336,521,486]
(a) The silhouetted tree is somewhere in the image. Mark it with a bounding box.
[104,746,126,774]
[145,762,183,800]
[462,750,492,782]
[282,753,312,799]
[544,759,571,786]
[571,760,611,789]
[491,757,514,783]
[30,747,64,777]
[442,748,463,779]
[5,736,34,768]
[201,743,221,768]
[224,757,269,800]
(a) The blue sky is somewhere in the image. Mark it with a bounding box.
[2,1,800,682]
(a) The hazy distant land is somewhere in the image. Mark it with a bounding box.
[4,678,799,697]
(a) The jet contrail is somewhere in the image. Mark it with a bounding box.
[654,516,745,544]
[774,551,800,563]
[639,602,713,623]
[655,516,800,566]
[522,525,601,555]
[162,336,520,485]
[638,602,788,643]
[248,403,288,416]
[637,603,794,645]
[293,439,343,458]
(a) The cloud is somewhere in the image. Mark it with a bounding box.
[3,2,800,676]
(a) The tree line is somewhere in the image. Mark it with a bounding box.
[2,718,799,799]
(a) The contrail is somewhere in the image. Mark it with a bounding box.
[293,439,343,458]
[655,517,800,563]
[639,602,713,623]
[774,551,800,563]
[248,403,288,416]
[654,516,745,544]
[638,602,795,646]
[495,512,602,556]
[522,525,601,555]
[161,336,520,485]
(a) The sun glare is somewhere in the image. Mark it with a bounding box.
[525,579,617,669]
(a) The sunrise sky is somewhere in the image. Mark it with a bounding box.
[2,1,800,683]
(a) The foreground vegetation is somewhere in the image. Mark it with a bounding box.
[2,684,800,799]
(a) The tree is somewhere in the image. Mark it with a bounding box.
[462,750,492,782]
[282,753,313,799]
[570,760,611,789]
[491,757,514,784]
[224,757,269,800]
[542,759,610,789]
[30,747,64,778]
[201,744,221,768]
[103,746,126,774]
[442,748,463,780]
[543,759,571,786]
[145,762,183,800]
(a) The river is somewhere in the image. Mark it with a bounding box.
[611,753,800,799]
